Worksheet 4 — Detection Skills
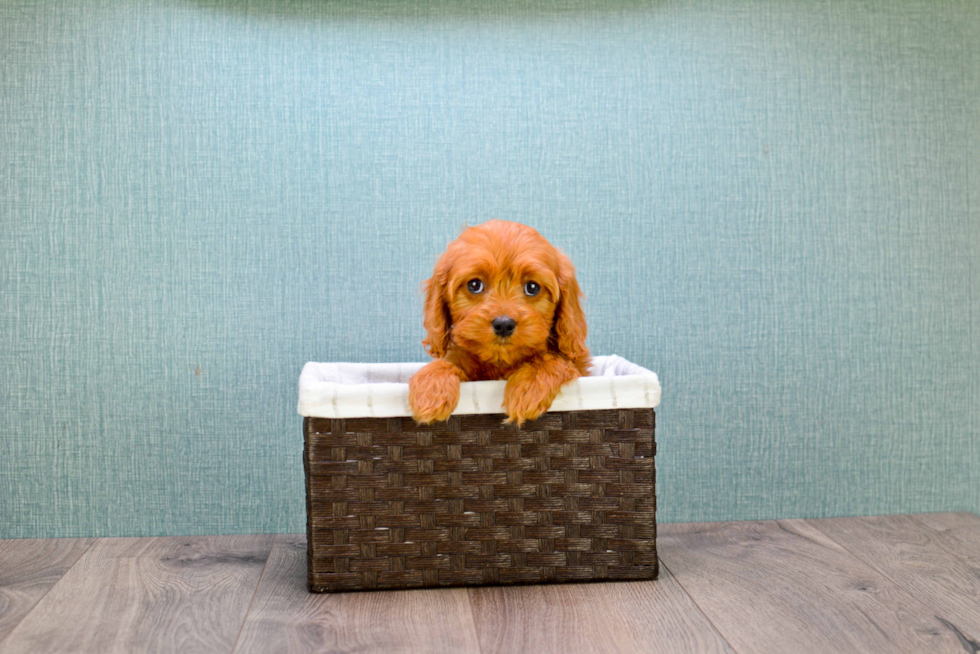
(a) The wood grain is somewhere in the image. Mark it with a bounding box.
[911,512,980,567]
[468,568,734,654]
[0,535,274,654]
[808,513,980,645]
[233,534,482,654]
[3,515,980,654]
[0,538,95,646]
[659,519,969,653]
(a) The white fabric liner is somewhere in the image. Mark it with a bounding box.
[298,355,660,419]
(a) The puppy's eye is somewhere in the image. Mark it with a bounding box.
[467,279,485,294]
[524,281,541,297]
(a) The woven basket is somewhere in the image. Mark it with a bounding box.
[303,407,656,592]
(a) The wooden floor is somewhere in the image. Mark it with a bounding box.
[1,513,978,653]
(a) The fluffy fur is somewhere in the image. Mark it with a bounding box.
[408,220,589,425]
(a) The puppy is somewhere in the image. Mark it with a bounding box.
[409,220,589,425]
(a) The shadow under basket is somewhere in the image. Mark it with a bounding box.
[299,356,659,593]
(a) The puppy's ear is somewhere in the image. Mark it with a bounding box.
[421,267,453,359]
[551,252,588,363]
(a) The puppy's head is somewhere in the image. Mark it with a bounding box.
[422,220,587,368]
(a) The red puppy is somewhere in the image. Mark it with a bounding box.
[409,220,589,425]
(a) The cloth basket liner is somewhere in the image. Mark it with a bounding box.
[298,355,660,419]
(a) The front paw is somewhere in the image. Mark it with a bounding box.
[503,368,562,427]
[503,356,581,426]
[409,360,463,424]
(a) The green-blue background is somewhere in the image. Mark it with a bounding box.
[2,0,978,538]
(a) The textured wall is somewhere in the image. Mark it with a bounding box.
[1,0,978,538]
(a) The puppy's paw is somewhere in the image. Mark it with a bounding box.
[503,358,578,427]
[503,385,553,426]
[409,360,464,424]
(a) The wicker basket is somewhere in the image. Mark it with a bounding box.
[303,407,656,592]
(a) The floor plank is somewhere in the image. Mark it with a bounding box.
[1,535,274,654]
[468,568,735,654]
[0,538,95,646]
[809,513,980,647]
[2,515,979,653]
[659,519,968,654]
[911,512,980,567]
[233,535,482,654]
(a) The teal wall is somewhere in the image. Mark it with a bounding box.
[2,0,978,538]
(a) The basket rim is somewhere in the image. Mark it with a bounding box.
[298,355,660,419]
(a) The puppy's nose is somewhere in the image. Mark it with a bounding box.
[492,316,516,337]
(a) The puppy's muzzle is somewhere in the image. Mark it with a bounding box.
[492,316,516,338]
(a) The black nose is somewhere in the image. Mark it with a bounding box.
[492,316,516,337]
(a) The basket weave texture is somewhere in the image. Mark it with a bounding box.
[304,408,656,592]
